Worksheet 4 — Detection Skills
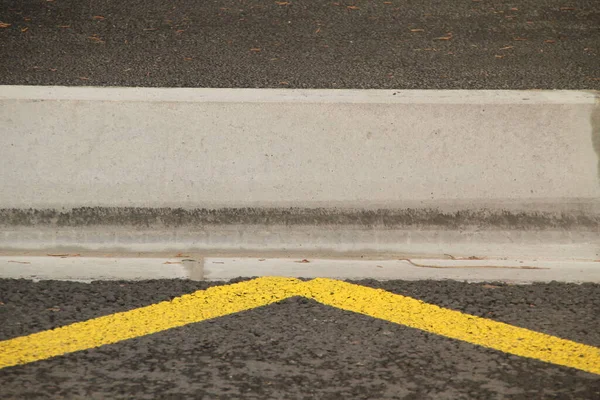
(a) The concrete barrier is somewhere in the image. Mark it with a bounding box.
[1,86,599,260]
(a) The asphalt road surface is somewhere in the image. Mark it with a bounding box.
[1,0,599,89]
[0,278,598,399]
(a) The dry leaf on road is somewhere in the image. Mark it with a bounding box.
[434,33,453,40]
[88,35,105,43]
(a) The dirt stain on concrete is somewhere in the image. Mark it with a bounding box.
[591,93,600,184]
[1,207,599,230]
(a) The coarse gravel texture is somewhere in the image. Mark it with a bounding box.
[0,278,599,399]
[0,0,599,89]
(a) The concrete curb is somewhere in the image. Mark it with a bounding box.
[1,86,599,261]
[1,255,599,283]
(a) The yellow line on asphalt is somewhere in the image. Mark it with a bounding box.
[0,277,598,375]
[0,277,303,370]
[300,279,600,376]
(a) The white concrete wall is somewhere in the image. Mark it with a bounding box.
[1,87,598,208]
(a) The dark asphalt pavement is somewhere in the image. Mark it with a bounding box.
[1,0,599,89]
[0,279,598,399]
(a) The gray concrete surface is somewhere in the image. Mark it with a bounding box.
[1,87,599,207]
[2,214,600,259]
[1,87,599,258]
[1,0,599,90]
[2,256,600,283]
[0,279,598,399]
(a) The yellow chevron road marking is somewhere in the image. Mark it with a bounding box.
[0,277,302,369]
[0,277,598,375]
[300,278,600,376]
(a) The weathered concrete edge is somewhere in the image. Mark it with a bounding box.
[2,206,600,230]
[1,256,598,283]
[2,207,599,259]
[1,86,597,104]
[3,226,600,261]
